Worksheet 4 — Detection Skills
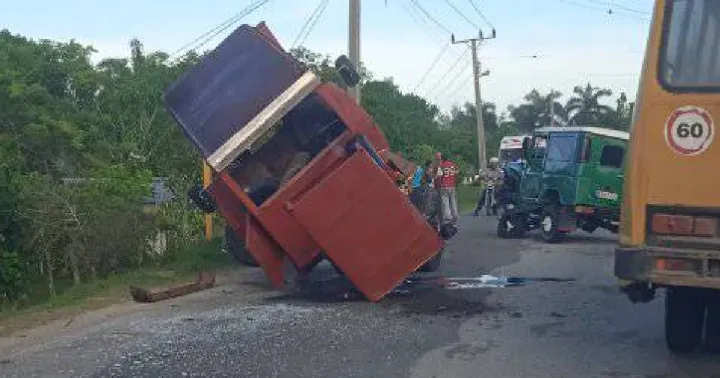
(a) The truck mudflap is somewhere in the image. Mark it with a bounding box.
[615,245,720,290]
[289,148,443,301]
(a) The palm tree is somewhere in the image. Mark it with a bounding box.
[508,89,567,131]
[565,84,614,126]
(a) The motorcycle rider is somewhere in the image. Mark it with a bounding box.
[473,157,504,216]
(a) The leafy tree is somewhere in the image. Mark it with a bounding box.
[600,92,634,130]
[507,89,567,131]
[566,83,614,126]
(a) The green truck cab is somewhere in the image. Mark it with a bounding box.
[496,126,629,242]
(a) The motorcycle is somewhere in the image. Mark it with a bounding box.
[484,181,498,216]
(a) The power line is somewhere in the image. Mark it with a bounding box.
[586,0,650,15]
[413,42,451,92]
[424,47,469,97]
[410,0,453,35]
[400,0,446,44]
[467,0,496,30]
[444,71,472,103]
[292,0,329,48]
[442,0,480,30]
[556,0,649,21]
[433,58,472,102]
[170,0,270,60]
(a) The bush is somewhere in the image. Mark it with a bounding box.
[0,248,28,302]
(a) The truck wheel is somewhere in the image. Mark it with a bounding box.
[581,223,597,234]
[420,249,443,272]
[705,290,720,353]
[497,214,525,239]
[224,226,258,267]
[541,205,565,243]
[665,286,705,353]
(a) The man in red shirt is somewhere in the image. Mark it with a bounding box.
[436,153,459,226]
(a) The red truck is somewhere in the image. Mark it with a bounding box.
[165,23,449,301]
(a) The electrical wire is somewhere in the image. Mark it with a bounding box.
[586,0,651,15]
[443,70,472,104]
[556,0,650,21]
[433,58,472,102]
[424,47,469,97]
[410,0,453,35]
[170,0,270,60]
[401,0,446,43]
[442,0,480,30]
[467,0,495,30]
[292,0,329,48]
[413,42,452,92]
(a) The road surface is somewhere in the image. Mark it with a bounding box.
[2,216,720,377]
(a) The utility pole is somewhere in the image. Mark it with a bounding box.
[203,161,213,241]
[348,0,361,103]
[452,29,495,172]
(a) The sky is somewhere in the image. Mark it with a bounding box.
[1,0,654,115]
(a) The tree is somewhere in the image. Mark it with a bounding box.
[508,90,566,131]
[565,83,614,126]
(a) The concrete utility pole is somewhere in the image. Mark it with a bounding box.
[452,30,495,172]
[349,0,361,103]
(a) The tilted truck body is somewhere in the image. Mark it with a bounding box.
[163,23,445,301]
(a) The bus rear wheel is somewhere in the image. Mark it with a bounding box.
[704,290,720,353]
[665,286,705,353]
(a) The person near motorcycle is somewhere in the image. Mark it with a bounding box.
[473,157,504,216]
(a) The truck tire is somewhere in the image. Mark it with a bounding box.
[541,205,565,243]
[420,249,444,272]
[705,289,720,353]
[497,213,525,239]
[224,226,258,267]
[665,286,705,353]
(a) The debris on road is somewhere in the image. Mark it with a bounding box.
[130,272,216,303]
[395,275,576,293]
[268,273,576,302]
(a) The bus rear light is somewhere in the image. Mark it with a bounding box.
[654,258,694,272]
[650,213,719,237]
[651,214,694,235]
[693,217,719,237]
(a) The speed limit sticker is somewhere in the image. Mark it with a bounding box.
[665,106,715,156]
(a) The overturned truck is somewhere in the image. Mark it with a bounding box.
[164,23,451,301]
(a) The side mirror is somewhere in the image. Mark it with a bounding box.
[335,55,360,87]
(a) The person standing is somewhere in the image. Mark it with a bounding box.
[437,154,459,226]
[410,160,431,209]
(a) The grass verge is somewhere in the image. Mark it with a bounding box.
[0,238,233,336]
[458,184,482,214]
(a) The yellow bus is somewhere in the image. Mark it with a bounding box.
[616,0,720,354]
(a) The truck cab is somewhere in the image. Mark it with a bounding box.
[497,126,628,242]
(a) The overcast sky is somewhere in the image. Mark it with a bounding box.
[1,0,654,115]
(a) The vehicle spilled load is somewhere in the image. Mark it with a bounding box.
[495,126,629,243]
[163,22,454,302]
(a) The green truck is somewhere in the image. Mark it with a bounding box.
[496,126,629,242]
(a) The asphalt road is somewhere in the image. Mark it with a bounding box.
[3,216,720,377]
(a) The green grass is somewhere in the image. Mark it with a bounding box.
[0,238,233,335]
[458,184,482,214]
